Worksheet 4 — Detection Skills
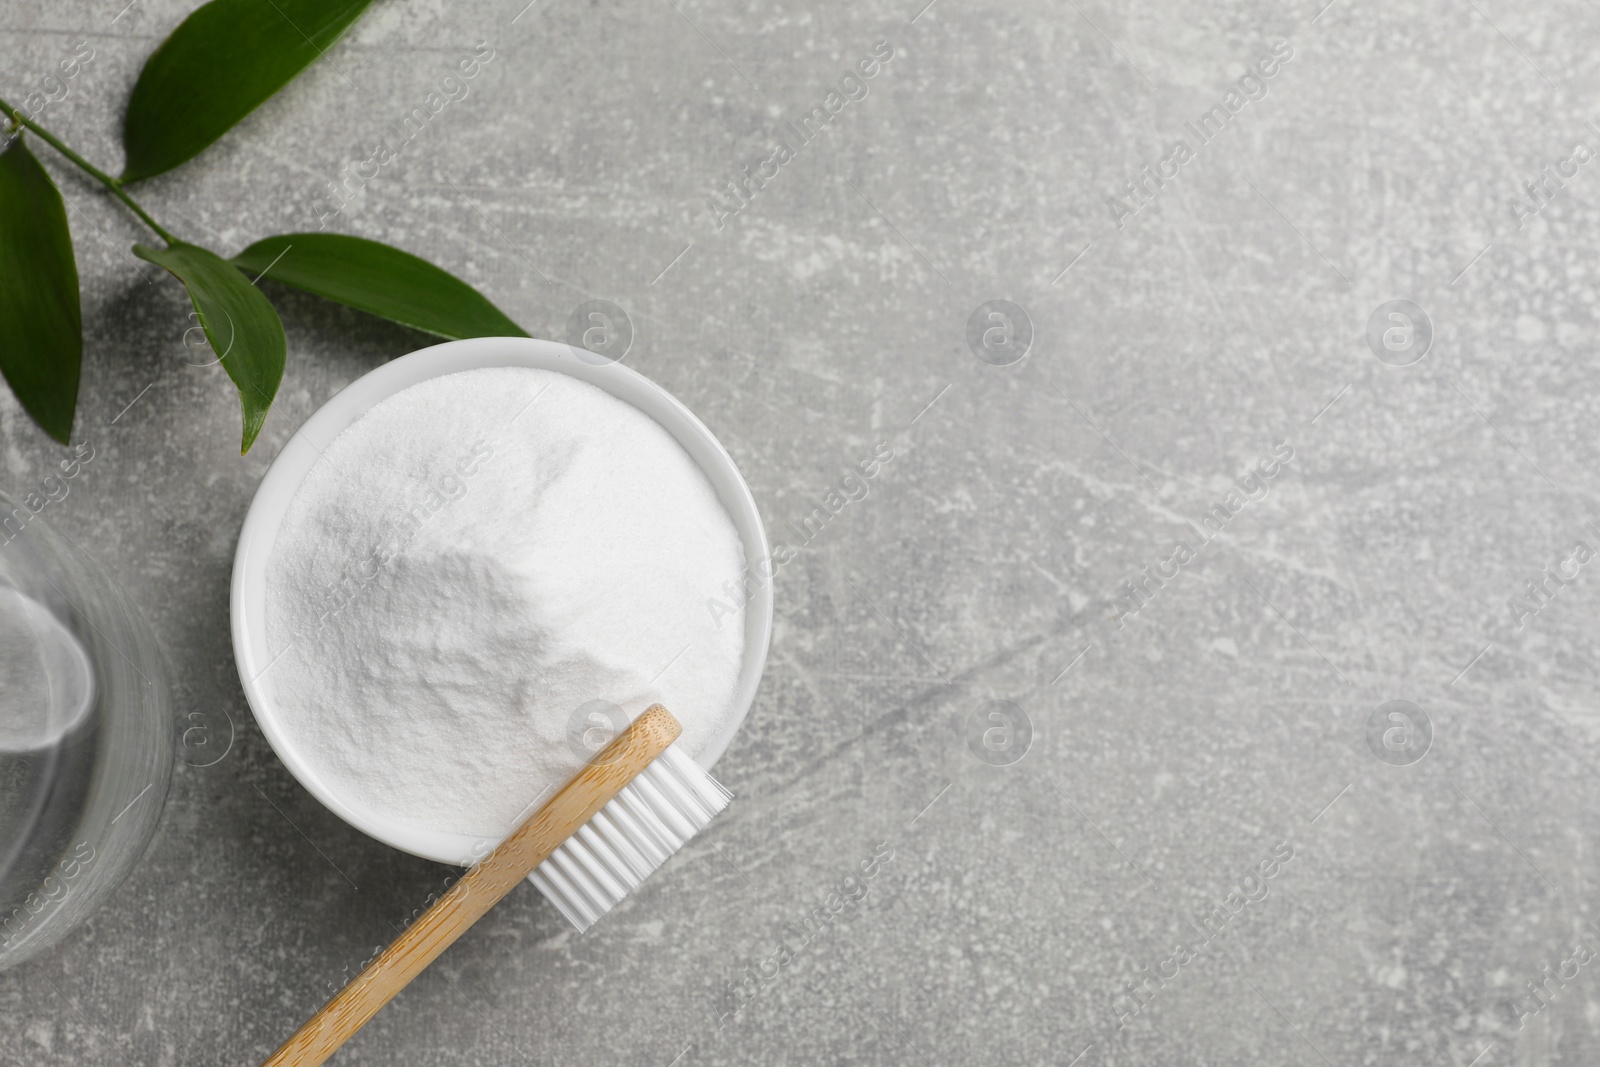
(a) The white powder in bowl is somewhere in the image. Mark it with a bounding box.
[262,367,746,840]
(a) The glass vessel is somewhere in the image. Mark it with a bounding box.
[0,486,172,970]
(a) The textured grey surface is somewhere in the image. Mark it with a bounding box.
[5,0,1600,1063]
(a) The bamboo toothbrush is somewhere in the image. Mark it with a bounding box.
[260,704,730,1067]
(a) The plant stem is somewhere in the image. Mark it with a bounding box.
[0,96,177,245]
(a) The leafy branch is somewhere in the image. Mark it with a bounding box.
[0,0,526,453]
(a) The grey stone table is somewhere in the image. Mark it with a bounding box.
[5,0,1600,1063]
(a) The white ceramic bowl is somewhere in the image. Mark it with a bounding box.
[230,337,772,865]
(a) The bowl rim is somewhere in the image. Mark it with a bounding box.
[229,336,772,865]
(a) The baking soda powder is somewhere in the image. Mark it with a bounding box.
[263,367,746,839]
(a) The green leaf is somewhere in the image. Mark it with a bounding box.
[231,233,529,340]
[0,134,81,444]
[134,242,285,453]
[122,0,373,183]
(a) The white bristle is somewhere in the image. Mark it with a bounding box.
[527,744,732,932]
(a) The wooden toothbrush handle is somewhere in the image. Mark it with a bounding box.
[260,705,682,1067]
